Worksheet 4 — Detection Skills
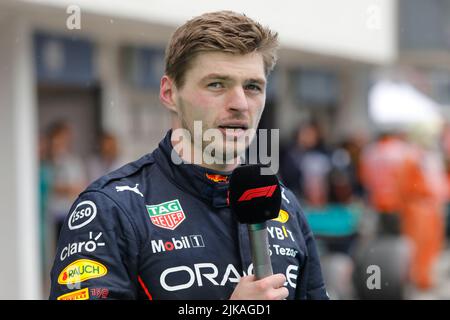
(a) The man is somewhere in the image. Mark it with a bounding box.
[49,11,328,300]
[360,132,410,235]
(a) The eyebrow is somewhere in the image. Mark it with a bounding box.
[201,73,266,86]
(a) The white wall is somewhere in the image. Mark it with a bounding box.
[334,67,374,140]
[22,0,397,64]
[0,18,19,300]
[0,15,41,299]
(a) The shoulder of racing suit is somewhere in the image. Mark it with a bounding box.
[49,153,158,300]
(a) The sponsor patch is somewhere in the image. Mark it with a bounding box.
[60,232,105,262]
[68,201,97,230]
[57,288,89,300]
[269,244,298,258]
[160,263,298,292]
[90,288,109,299]
[146,200,186,230]
[267,225,295,242]
[58,259,107,285]
[205,173,228,183]
[151,235,205,253]
[272,209,289,224]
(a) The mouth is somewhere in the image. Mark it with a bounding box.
[217,122,249,138]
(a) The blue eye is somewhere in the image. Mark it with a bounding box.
[208,82,224,89]
[245,84,262,92]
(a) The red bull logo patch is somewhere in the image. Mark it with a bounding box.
[206,173,228,183]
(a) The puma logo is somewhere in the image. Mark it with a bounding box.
[281,187,290,204]
[115,184,144,197]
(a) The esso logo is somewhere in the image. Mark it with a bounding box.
[68,201,97,230]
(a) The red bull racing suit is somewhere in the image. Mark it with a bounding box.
[49,131,328,300]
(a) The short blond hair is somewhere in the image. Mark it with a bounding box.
[165,10,279,88]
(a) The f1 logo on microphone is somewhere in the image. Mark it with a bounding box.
[238,185,277,201]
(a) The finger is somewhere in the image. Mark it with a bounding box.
[268,273,287,288]
[272,286,289,300]
[255,274,286,294]
[263,286,289,300]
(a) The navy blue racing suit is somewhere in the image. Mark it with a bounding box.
[49,130,328,300]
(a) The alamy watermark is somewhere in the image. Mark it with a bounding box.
[366,265,381,290]
[66,5,81,30]
[170,121,279,175]
[366,3,381,31]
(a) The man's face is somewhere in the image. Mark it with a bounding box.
[172,51,267,162]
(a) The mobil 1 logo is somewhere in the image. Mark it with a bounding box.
[151,235,205,253]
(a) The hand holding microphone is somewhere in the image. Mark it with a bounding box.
[228,164,289,300]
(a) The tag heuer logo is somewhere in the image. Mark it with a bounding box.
[146,200,186,230]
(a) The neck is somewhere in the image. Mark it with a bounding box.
[196,153,241,172]
[170,129,240,172]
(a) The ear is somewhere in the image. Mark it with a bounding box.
[160,75,178,113]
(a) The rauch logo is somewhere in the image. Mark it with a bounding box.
[58,259,107,285]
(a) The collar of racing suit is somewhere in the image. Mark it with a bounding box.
[153,130,232,208]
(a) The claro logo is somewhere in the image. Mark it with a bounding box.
[60,232,105,261]
[58,259,107,285]
[68,201,97,230]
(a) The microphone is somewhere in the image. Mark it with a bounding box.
[228,164,281,279]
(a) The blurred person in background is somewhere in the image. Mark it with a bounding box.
[358,125,446,295]
[356,130,413,299]
[47,121,87,246]
[400,124,447,291]
[439,121,450,239]
[360,130,409,235]
[86,132,124,183]
[305,146,364,299]
[340,132,368,198]
[280,121,331,207]
[306,146,363,254]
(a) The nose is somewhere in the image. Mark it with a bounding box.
[225,86,249,113]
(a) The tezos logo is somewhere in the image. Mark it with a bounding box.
[68,201,97,230]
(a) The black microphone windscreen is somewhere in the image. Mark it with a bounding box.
[229,164,281,224]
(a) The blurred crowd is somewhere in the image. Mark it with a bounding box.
[279,121,450,299]
[38,121,124,290]
[38,119,450,299]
